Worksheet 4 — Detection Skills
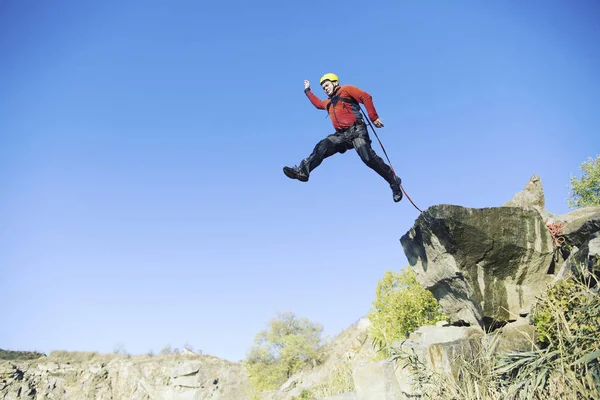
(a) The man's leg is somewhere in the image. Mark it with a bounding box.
[352,127,403,202]
[353,137,396,184]
[284,134,347,182]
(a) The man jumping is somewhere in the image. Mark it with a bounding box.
[283,73,402,202]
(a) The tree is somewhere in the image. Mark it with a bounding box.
[568,155,600,208]
[245,312,325,391]
[368,268,446,358]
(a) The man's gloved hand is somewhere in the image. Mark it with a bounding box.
[373,119,384,128]
[304,80,310,90]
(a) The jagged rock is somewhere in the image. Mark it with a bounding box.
[504,174,545,210]
[265,318,376,400]
[170,361,202,377]
[400,204,554,328]
[405,325,484,374]
[560,207,600,248]
[487,319,536,353]
[387,325,484,398]
[503,174,562,223]
[557,231,600,282]
[0,355,250,400]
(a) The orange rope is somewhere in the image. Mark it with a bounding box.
[546,222,566,248]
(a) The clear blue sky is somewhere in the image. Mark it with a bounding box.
[1,1,598,362]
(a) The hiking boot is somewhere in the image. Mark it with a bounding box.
[283,166,309,182]
[390,176,402,203]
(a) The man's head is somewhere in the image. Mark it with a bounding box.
[319,73,339,96]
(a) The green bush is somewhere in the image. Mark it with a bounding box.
[291,389,315,399]
[531,278,598,346]
[0,349,45,360]
[244,312,325,392]
[568,155,600,208]
[368,268,446,358]
[310,356,355,398]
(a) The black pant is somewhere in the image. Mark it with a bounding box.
[298,122,396,185]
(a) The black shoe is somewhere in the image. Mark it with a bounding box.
[283,166,309,182]
[390,176,402,203]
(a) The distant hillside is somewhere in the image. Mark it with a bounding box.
[0,348,46,360]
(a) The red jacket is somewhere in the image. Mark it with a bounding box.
[305,85,379,131]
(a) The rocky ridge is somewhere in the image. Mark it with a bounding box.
[2,175,599,400]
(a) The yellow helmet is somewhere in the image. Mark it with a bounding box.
[319,73,339,85]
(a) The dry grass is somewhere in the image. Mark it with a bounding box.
[391,269,600,400]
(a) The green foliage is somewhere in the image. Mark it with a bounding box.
[291,389,316,399]
[568,155,600,208]
[531,271,600,348]
[310,357,355,398]
[0,349,45,360]
[493,274,600,399]
[244,312,325,392]
[368,268,446,358]
[388,271,600,400]
[401,274,600,399]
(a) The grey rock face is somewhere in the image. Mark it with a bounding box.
[400,204,554,328]
[353,360,403,400]
[504,174,545,210]
[558,231,600,282]
[0,354,250,400]
[324,393,358,400]
[560,207,600,248]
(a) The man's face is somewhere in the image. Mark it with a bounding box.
[321,80,336,96]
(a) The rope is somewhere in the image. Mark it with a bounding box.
[360,108,423,213]
[546,221,566,263]
[546,222,566,248]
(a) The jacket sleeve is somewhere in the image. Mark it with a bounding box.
[304,88,328,110]
[344,85,379,122]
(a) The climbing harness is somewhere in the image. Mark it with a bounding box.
[360,107,423,213]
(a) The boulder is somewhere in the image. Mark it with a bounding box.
[560,207,600,248]
[401,204,554,328]
[504,174,545,210]
[353,360,403,400]
[557,231,600,284]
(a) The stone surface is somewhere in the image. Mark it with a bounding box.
[557,231,600,282]
[560,208,600,248]
[324,392,358,400]
[353,360,403,400]
[401,204,554,328]
[0,354,250,400]
[264,318,375,400]
[504,174,545,210]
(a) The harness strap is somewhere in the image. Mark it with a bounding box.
[326,96,358,113]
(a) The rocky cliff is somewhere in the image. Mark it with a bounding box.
[0,352,250,400]
[3,175,599,400]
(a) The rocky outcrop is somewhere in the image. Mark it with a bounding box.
[382,175,600,398]
[4,175,598,400]
[503,174,546,211]
[0,353,250,400]
[553,207,600,282]
[400,175,600,330]
[400,204,554,328]
[266,318,376,400]
[352,360,403,400]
